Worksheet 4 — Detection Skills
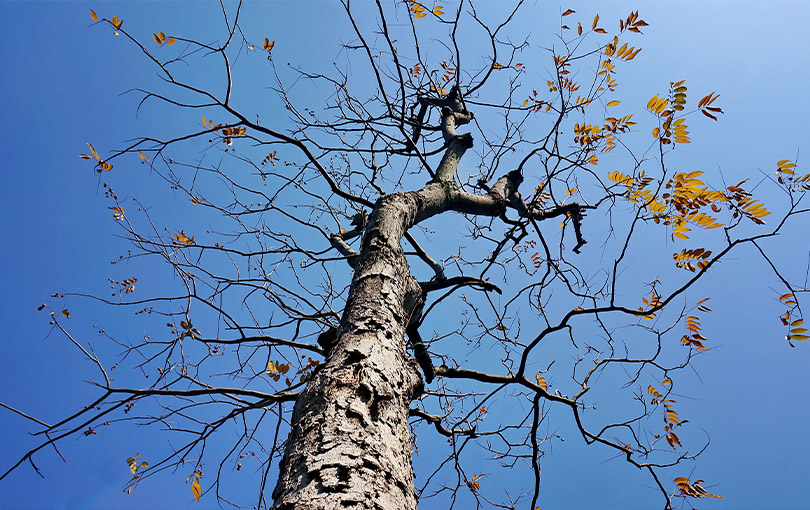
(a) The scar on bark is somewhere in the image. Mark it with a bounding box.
[317,327,338,352]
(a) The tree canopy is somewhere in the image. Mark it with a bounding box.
[1,2,809,509]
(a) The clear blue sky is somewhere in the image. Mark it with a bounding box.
[1,1,809,509]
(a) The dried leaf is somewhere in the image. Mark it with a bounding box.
[535,374,548,389]
[191,477,202,502]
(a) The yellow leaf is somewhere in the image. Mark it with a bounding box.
[173,230,194,246]
[90,9,98,22]
[562,8,575,16]
[87,142,100,160]
[166,37,176,46]
[153,33,162,45]
[606,100,620,107]
[110,206,125,220]
[158,32,166,42]
[624,47,642,60]
[535,374,548,389]
[433,5,444,16]
[592,14,599,30]
[191,477,202,502]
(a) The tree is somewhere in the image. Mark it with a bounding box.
[2,2,808,509]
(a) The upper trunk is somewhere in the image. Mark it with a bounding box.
[272,190,459,509]
[272,106,477,509]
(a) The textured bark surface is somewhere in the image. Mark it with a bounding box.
[272,192,434,510]
[272,118,484,509]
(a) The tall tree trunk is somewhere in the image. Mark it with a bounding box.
[272,111,476,510]
[271,195,432,509]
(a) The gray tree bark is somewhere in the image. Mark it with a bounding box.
[272,100,522,509]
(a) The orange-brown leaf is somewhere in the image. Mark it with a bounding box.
[191,477,202,501]
[701,110,718,121]
[536,374,548,390]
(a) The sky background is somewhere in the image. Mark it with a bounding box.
[1,1,809,509]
